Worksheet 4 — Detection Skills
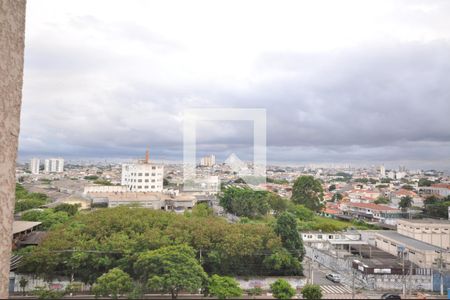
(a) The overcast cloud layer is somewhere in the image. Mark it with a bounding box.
[19,0,450,170]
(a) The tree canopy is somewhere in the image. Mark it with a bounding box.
[20,206,293,283]
[135,245,207,299]
[92,268,133,299]
[291,176,324,212]
[301,284,322,300]
[207,275,242,299]
[270,279,296,300]
[219,186,287,218]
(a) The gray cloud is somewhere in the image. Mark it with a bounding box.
[18,2,450,170]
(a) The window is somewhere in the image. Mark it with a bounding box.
[145,173,149,176]
[152,173,156,176]
[144,186,148,189]
[138,186,142,189]
[329,235,333,239]
[145,179,149,182]
[317,235,322,239]
[152,166,156,170]
[138,173,143,176]
[151,185,155,188]
[138,179,142,182]
[151,179,155,182]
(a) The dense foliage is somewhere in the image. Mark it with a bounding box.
[270,279,296,299]
[136,245,207,299]
[92,268,133,299]
[20,207,301,283]
[208,275,242,299]
[15,184,49,213]
[301,284,322,300]
[22,209,70,230]
[423,195,450,218]
[219,186,287,217]
[291,176,324,212]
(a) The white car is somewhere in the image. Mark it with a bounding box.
[325,273,341,283]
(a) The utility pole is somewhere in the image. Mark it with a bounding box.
[402,249,406,298]
[408,260,413,295]
[439,251,444,296]
[352,268,355,300]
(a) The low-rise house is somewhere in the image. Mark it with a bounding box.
[341,202,402,225]
[419,184,450,197]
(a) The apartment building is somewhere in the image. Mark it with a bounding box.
[121,163,164,192]
[200,154,215,167]
[29,158,40,175]
[44,158,64,173]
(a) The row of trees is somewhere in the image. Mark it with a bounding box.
[19,205,304,284]
[91,261,321,300]
[220,176,325,218]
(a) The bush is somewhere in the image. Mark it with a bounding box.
[270,279,296,299]
[247,287,263,296]
[301,284,322,300]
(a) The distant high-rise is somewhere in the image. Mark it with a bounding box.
[200,154,215,167]
[30,158,40,174]
[44,158,64,173]
[379,165,386,177]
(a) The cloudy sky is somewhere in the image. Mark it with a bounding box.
[19,0,450,170]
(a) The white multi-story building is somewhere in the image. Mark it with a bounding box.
[29,158,40,175]
[121,162,164,192]
[44,158,64,173]
[379,165,386,177]
[200,154,215,167]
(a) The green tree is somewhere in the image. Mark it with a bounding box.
[32,287,65,300]
[399,195,413,211]
[19,277,28,295]
[263,248,302,275]
[268,194,290,215]
[401,185,414,191]
[270,279,296,299]
[54,203,80,216]
[418,178,433,187]
[208,275,242,299]
[331,193,343,202]
[291,176,324,212]
[374,196,389,204]
[288,204,314,221]
[21,209,70,230]
[274,212,305,260]
[301,284,322,300]
[189,203,213,218]
[92,268,133,299]
[135,245,207,299]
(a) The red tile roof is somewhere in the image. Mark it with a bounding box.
[347,202,399,211]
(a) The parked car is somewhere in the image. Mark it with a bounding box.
[325,273,341,283]
[381,293,401,300]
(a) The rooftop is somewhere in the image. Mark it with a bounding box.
[377,231,444,252]
[13,221,41,235]
[347,202,399,211]
[398,218,450,225]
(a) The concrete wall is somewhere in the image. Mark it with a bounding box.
[0,0,27,297]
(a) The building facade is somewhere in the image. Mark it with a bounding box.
[44,158,64,173]
[121,162,164,192]
[397,219,450,249]
[29,158,40,175]
[200,154,215,167]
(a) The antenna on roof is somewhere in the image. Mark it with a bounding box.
[145,147,149,163]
